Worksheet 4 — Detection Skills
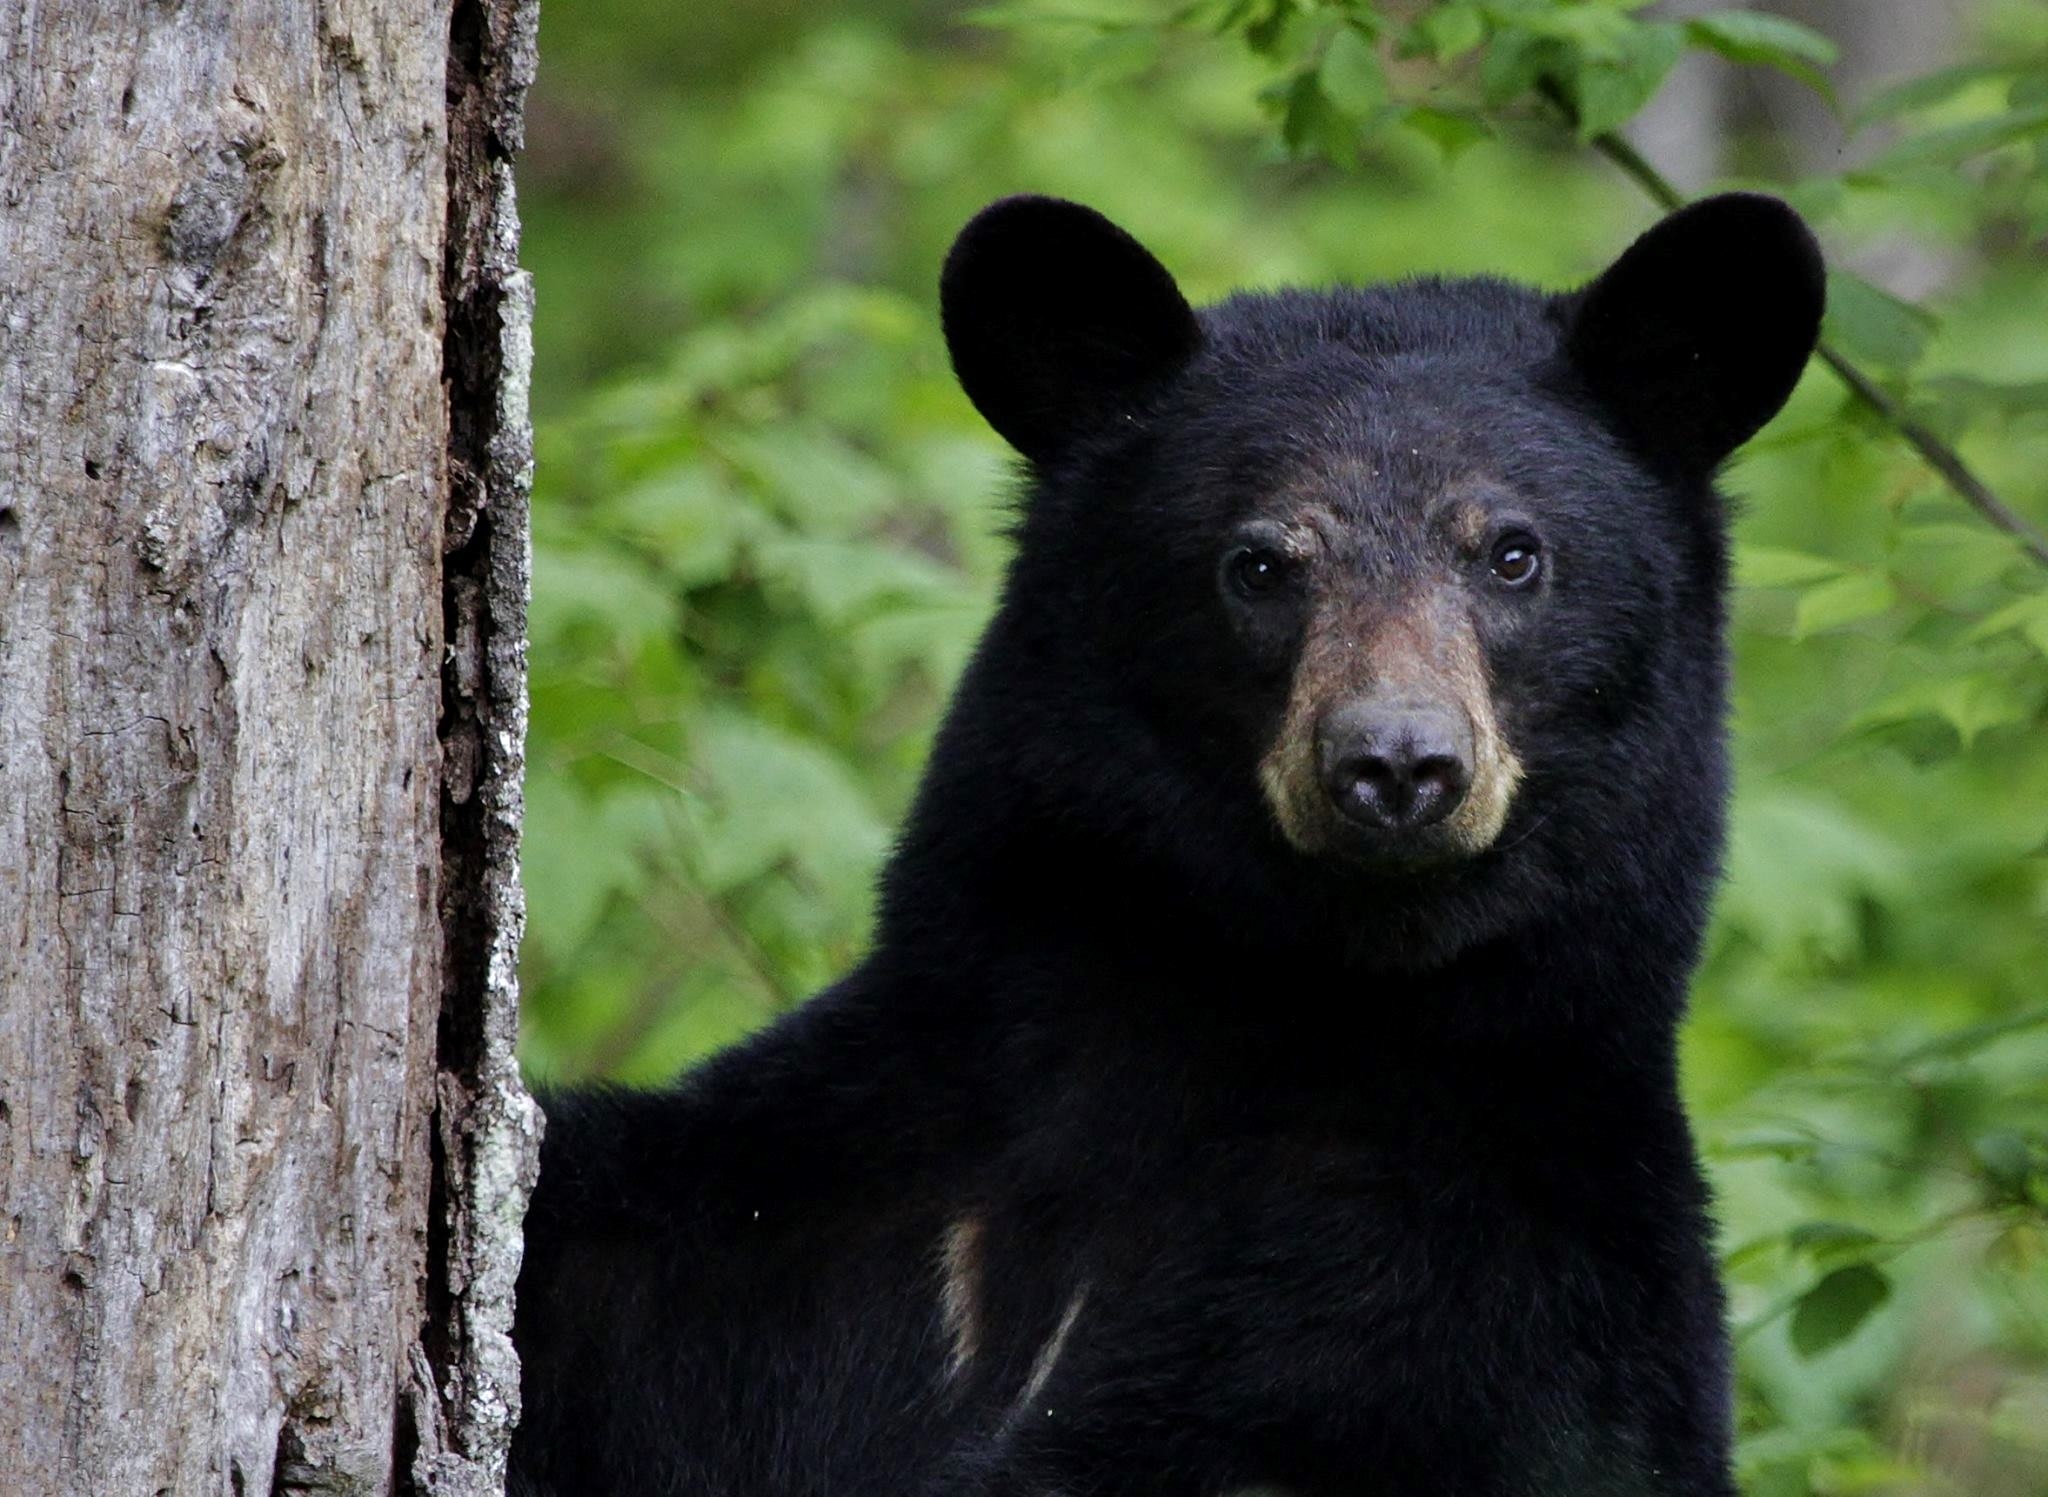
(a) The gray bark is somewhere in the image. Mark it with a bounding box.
[0,1,539,1493]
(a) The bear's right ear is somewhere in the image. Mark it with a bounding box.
[941,196,1202,465]
[1563,193,1825,477]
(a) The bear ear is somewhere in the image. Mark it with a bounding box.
[1563,193,1825,476]
[941,196,1202,465]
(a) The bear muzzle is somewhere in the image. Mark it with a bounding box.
[1315,699,1475,833]
[1257,591,1521,866]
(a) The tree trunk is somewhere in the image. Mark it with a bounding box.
[0,2,540,1492]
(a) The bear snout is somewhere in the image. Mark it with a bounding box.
[1257,588,1522,865]
[1315,699,1475,832]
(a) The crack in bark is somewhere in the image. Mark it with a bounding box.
[409,1,542,1493]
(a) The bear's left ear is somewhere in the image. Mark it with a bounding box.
[942,196,1202,466]
[1563,193,1825,476]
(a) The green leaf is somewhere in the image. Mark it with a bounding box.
[612,468,756,587]
[1686,10,1837,67]
[1894,1006,2048,1066]
[1719,789,1908,963]
[847,597,989,686]
[1170,0,1252,31]
[1898,521,2032,596]
[1806,1451,1930,1491]
[522,776,659,960]
[1720,1234,1781,1274]
[1822,271,1938,372]
[724,429,902,531]
[1777,176,1859,224]
[1275,68,1323,154]
[1786,1221,1880,1266]
[1273,68,1355,163]
[1736,545,1845,588]
[1921,374,2048,422]
[1411,3,1485,64]
[1685,11,1838,97]
[963,2,1149,27]
[1860,102,2048,175]
[1497,2,1661,61]
[1855,62,2017,125]
[753,534,966,625]
[1858,672,2040,747]
[1556,39,1687,140]
[1400,104,1493,160]
[1780,176,1845,224]
[1716,1127,1824,1163]
[1974,1131,2041,1196]
[1064,25,1163,86]
[1966,592,2048,658]
[1793,572,1894,637]
[1566,65,1641,141]
[1478,27,1567,108]
[1565,23,1685,140]
[689,714,890,893]
[1244,0,1300,55]
[1319,25,1387,117]
[1789,1264,1891,1359]
[530,545,680,650]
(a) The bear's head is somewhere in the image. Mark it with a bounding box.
[921,195,1824,979]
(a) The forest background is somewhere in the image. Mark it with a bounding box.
[512,2,2048,1490]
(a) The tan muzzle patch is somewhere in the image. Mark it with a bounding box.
[1258,591,1520,858]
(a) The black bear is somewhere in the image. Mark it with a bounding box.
[510,192,1825,1496]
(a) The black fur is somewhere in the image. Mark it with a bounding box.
[1567,194,1825,478]
[511,194,1825,1496]
[941,197,1203,465]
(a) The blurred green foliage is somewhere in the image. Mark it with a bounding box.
[518,1,2048,1489]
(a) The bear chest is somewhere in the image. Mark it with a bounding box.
[945,1099,1715,1494]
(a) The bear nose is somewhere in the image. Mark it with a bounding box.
[1315,701,1474,832]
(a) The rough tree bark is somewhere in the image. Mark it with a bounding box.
[0,2,540,1493]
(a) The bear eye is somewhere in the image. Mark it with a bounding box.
[1228,546,1292,599]
[1489,533,1542,588]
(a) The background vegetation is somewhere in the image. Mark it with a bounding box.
[516,2,2048,1489]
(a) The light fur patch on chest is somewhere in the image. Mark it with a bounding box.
[938,1214,986,1380]
[936,1215,1090,1424]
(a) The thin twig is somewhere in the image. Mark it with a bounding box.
[1807,343,2048,570]
[1583,113,2048,572]
[1582,123,1686,212]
